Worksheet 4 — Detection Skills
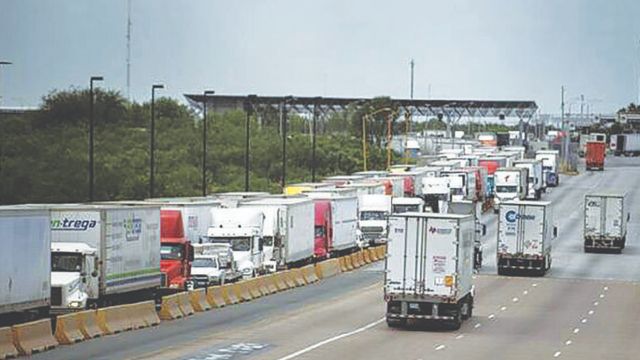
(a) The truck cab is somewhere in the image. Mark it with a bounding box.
[314,200,332,259]
[358,194,392,245]
[513,160,544,200]
[493,167,528,212]
[392,197,425,213]
[160,210,194,291]
[421,176,451,213]
[535,150,560,187]
[50,242,98,312]
[208,208,265,278]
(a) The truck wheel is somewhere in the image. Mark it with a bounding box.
[462,296,474,320]
[386,317,406,328]
[449,309,463,330]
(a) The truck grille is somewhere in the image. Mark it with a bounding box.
[51,286,62,306]
[192,275,209,284]
[361,226,384,234]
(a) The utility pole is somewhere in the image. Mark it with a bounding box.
[410,59,415,99]
[580,94,584,125]
[561,86,569,164]
[126,0,132,100]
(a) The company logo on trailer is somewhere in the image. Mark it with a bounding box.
[429,227,452,235]
[51,218,97,231]
[124,217,142,241]
[505,210,535,223]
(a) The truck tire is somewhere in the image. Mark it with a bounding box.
[461,295,474,320]
[449,308,463,330]
[386,317,406,328]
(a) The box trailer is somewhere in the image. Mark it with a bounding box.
[583,193,629,252]
[0,208,51,317]
[497,201,556,276]
[585,141,606,171]
[536,150,560,187]
[513,160,544,200]
[240,197,315,269]
[49,204,162,312]
[385,213,475,329]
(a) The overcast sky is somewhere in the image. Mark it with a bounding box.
[1,0,639,114]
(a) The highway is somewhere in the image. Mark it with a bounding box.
[35,157,640,360]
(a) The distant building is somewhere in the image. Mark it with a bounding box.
[617,111,640,126]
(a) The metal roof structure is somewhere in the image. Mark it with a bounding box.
[184,94,538,119]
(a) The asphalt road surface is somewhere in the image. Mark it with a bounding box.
[36,157,640,360]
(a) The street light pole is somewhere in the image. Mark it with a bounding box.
[244,95,257,191]
[150,84,164,198]
[281,96,293,189]
[202,90,215,196]
[311,97,321,182]
[0,61,12,106]
[88,76,103,202]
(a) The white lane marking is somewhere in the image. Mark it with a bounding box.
[474,323,482,329]
[532,283,538,287]
[435,344,446,351]
[554,351,562,357]
[599,294,605,298]
[573,328,580,334]
[594,301,599,306]
[275,318,385,360]
[581,318,587,324]
[565,340,572,346]
[588,310,594,315]
[523,290,529,295]
[455,334,464,340]
[488,314,496,319]
[500,306,507,311]
[603,286,608,291]
[512,297,519,303]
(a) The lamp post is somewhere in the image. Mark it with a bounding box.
[202,90,215,196]
[88,76,103,202]
[281,96,294,189]
[311,97,321,182]
[150,84,164,198]
[244,95,257,191]
[0,61,11,106]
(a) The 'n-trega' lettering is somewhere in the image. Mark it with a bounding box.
[51,218,97,231]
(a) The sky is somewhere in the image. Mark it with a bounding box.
[1,0,639,114]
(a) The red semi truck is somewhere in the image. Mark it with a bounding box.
[160,210,194,291]
[586,141,605,171]
[313,200,332,259]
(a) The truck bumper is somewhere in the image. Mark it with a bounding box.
[584,237,624,250]
[497,256,546,272]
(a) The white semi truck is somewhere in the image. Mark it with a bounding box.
[385,213,475,329]
[535,150,560,187]
[0,207,51,320]
[421,177,451,213]
[583,193,629,253]
[493,167,528,212]
[513,159,544,200]
[240,197,315,271]
[50,204,162,312]
[497,201,556,276]
[358,194,392,245]
[208,208,265,278]
[392,197,425,213]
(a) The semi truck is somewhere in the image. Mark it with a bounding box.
[208,208,265,278]
[50,204,162,312]
[159,210,195,291]
[448,200,487,270]
[421,177,451,213]
[583,193,629,253]
[305,192,359,255]
[513,159,544,200]
[240,197,315,270]
[497,201,556,276]
[493,167,528,212]
[535,150,560,187]
[358,194,392,245]
[385,213,475,329]
[585,141,606,171]
[392,197,425,213]
[613,134,640,156]
[192,243,242,287]
[0,208,51,322]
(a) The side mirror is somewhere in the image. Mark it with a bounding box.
[482,224,487,236]
[188,244,195,262]
[553,226,558,237]
[627,213,630,222]
[258,237,264,252]
[91,271,98,277]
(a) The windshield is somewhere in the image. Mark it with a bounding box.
[192,258,217,268]
[360,211,385,221]
[496,185,518,193]
[315,226,325,238]
[210,237,251,252]
[393,205,420,213]
[51,252,83,272]
[451,188,464,196]
[161,244,184,260]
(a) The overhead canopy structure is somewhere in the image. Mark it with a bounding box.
[184,94,538,119]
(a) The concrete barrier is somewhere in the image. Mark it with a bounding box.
[230,281,253,302]
[244,278,263,299]
[123,303,148,330]
[378,246,386,259]
[189,289,212,312]
[345,254,355,270]
[272,272,289,291]
[206,286,227,308]
[0,326,18,359]
[357,251,366,266]
[54,312,85,344]
[135,301,160,327]
[350,253,362,268]
[255,276,273,295]
[338,256,348,272]
[159,293,184,320]
[281,270,298,288]
[300,264,319,283]
[369,247,379,261]
[76,310,102,339]
[261,274,279,294]
[315,258,341,279]
[11,319,58,356]
[288,268,306,286]
[97,305,133,334]
[363,249,372,263]
[220,284,240,305]
[177,292,195,316]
